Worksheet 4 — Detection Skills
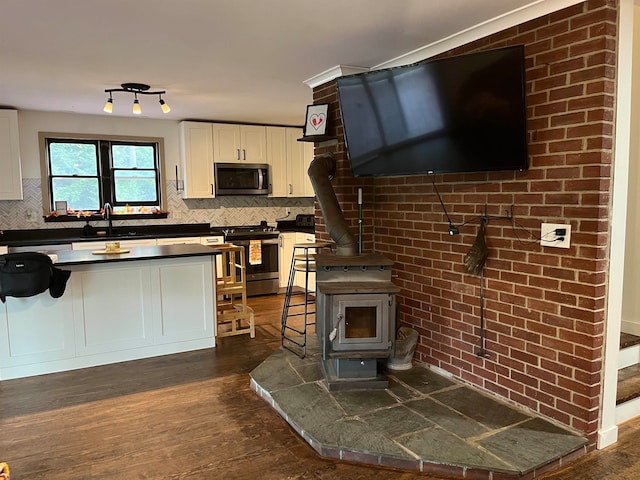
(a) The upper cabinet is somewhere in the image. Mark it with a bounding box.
[178,121,215,199]
[0,110,23,200]
[266,127,288,197]
[213,124,266,164]
[267,127,314,198]
[285,128,314,197]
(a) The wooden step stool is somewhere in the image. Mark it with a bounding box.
[216,244,255,338]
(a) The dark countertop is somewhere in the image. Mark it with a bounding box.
[276,219,315,235]
[54,244,220,266]
[0,223,215,247]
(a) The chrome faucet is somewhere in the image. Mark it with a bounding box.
[103,202,114,235]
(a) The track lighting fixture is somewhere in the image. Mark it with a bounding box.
[103,83,171,115]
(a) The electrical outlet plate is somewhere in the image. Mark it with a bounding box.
[540,223,571,249]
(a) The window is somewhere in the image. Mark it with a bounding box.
[42,135,165,217]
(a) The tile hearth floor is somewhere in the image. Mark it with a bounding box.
[250,339,588,479]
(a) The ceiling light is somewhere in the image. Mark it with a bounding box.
[132,94,142,115]
[103,83,170,115]
[103,94,113,113]
[159,96,171,114]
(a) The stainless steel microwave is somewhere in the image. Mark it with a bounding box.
[214,163,270,195]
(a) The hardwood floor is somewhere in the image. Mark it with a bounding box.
[2,293,640,479]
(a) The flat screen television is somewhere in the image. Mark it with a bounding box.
[336,45,529,177]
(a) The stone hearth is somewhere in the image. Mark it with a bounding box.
[250,338,588,478]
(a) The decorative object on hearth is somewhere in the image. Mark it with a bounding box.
[387,326,419,371]
[103,83,170,115]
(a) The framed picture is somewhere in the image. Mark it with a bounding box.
[55,200,68,215]
[304,104,329,136]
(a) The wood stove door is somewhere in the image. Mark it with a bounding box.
[332,294,389,351]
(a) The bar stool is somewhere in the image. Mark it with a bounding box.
[281,241,332,358]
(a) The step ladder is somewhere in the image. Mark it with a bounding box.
[216,244,255,338]
[281,242,332,358]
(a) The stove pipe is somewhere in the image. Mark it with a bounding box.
[308,153,358,256]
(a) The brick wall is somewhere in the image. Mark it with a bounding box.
[312,0,617,446]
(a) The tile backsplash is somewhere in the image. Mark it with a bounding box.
[0,178,314,231]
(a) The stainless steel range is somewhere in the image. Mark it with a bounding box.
[212,224,279,296]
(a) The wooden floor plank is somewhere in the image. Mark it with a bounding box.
[2,293,640,479]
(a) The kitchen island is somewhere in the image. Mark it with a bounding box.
[0,244,220,380]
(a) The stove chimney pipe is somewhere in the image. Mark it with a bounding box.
[308,153,358,256]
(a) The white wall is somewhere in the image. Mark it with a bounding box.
[622,5,640,336]
[17,110,181,179]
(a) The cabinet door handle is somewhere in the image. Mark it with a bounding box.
[243,149,246,161]
[211,184,214,195]
[289,184,293,195]
[236,149,240,160]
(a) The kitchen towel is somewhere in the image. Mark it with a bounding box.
[249,240,262,265]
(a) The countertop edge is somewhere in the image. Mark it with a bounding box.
[54,244,221,266]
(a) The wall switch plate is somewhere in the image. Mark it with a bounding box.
[541,223,571,249]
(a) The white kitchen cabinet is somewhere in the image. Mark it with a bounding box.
[266,127,288,197]
[286,128,314,197]
[73,262,155,356]
[278,232,296,289]
[179,121,215,198]
[0,284,76,371]
[0,246,7,255]
[267,127,314,198]
[278,232,317,291]
[295,232,316,291]
[150,257,215,344]
[156,237,202,246]
[213,123,266,163]
[72,239,157,251]
[0,109,23,200]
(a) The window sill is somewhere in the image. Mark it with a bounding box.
[44,213,169,223]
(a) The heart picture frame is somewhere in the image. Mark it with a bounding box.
[304,103,329,136]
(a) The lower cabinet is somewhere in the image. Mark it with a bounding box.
[151,258,215,344]
[156,237,202,245]
[0,287,76,372]
[0,255,216,380]
[279,233,296,289]
[72,263,155,356]
[278,232,316,291]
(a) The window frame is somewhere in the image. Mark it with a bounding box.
[39,132,167,221]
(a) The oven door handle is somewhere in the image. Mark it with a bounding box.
[231,238,279,246]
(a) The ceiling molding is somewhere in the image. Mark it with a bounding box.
[374,0,585,69]
[303,65,369,89]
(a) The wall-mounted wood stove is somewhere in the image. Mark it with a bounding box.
[315,253,399,391]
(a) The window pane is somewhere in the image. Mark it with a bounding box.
[49,143,98,175]
[344,306,378,338]
[112,144,155,168]
[52,177,100,211]
[114,170,158,203]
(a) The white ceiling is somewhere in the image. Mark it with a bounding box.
[0,0,577,126]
